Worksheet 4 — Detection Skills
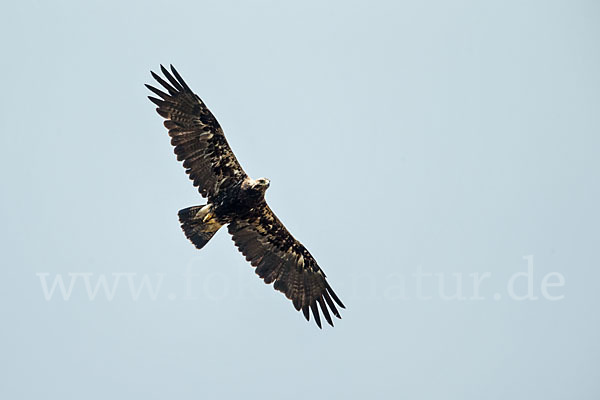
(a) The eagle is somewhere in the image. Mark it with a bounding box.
[146,65,344,328]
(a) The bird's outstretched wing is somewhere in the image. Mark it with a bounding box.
[146,65,247,199]
[228,205,345,328]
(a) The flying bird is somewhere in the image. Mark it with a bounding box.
[146,65,345,328]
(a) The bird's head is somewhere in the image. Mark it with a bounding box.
[243,177,271,195]
[253,177,271,191]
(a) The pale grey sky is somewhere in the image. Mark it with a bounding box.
[1,1,599,399]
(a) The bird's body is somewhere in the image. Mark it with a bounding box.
[146,65,344,328]
[212,177,269,220]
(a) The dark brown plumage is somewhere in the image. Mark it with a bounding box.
[146,65,345,328]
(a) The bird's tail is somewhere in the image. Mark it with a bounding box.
[178,204,223,250]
